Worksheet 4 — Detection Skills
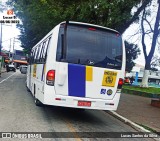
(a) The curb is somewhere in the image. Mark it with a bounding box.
[0,70,6,77]
[151,99,160,108]
[1,69,6,73]
[107,111,160,141]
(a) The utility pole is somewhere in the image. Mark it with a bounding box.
[12,37,15,62]
[9,38,12,58]
[0,23,2,53]
[0,23,2,77]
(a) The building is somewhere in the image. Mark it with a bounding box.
[126,64,160,84]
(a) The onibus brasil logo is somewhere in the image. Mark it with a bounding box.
[0,9,20,24]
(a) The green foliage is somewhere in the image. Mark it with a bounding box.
[0,1,6,12]
[125,41,141,72]
[136,123,157,133]
[123,85,160,94]
[7,0,150,53]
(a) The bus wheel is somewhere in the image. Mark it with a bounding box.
[27,87,30,92]
[34,98,43,107]
[26,86,30,92]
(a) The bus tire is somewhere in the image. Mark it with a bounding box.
[26,87,30,92]
[26,83,30,92]
[79,109,85,112]
[34,97,43,107]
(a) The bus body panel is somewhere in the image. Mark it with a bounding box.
[43,84,120,110]
[54,62,68,96]
[54,62,121,100]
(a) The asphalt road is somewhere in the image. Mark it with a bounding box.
[0,71,154,141]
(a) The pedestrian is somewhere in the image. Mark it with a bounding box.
[6,64,9,72]
[130,76,134,85]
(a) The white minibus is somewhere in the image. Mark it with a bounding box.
[26,21,126,110]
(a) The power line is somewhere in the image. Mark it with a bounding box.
[2,37,19,43]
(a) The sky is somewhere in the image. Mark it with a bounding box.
[0,0,159,68]
[1,22,22,52]
[0,0,22,52]
[123,0,159,67]
[123,24,146,66]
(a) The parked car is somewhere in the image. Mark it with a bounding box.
[20,65,27,71]
[20,65,27,74]
[6,64,16,72]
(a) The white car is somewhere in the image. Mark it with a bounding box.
[20,65,28,74]
[7,64,16,72]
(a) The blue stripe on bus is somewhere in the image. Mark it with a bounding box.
[68,64,85,97]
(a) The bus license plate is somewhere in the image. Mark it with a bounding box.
[78,101,91,107]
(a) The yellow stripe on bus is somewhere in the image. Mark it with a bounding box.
[86,66,93,81]
[33,64,37,78]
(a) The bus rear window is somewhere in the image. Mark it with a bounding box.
[56,24,123,70]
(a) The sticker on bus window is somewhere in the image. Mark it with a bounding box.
[33,64,37,78]
[102,71,117,87]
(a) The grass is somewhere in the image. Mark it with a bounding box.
[122,85,160,94]
[136,123,157,133]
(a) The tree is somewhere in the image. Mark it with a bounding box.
[150,55,160,71]
[7,0,151,51]
[140,0,160,87]
[0,1,5,12]
[125,41,141,72]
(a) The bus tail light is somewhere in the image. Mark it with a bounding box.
[88,27,96,31]
[46,70,55,86]
[117,78,123,89]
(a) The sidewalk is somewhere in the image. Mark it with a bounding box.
[0,67,6,74]
[116,93,160,132]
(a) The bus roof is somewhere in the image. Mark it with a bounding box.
[60,21,120,34]
[32,21,120,50]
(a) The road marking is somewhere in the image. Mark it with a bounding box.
[64,119,82,141]
[0,73,16,84]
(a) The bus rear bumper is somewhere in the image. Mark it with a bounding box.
[44,93,121,111]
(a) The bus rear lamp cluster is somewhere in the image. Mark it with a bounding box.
[46,70,55,86]
[55,98,66,101]
[55,98,61,100]
[117,78,124,89]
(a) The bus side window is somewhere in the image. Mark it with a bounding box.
[35,45,41,63]
[37,43,43,63]
[31,49,35,64]
[34,46,39,63]
[33,47,38,63]
[43,37,51,62]
[56,28,63,61]
[39,41,46,63]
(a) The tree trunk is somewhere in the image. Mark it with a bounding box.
[140,69,149,87]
